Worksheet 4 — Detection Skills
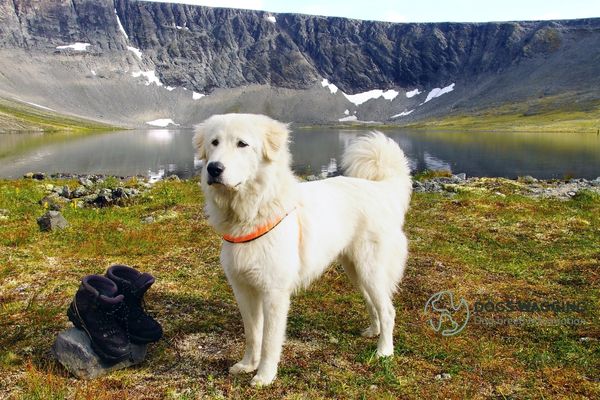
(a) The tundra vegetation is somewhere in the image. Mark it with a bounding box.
[0,175,598,399]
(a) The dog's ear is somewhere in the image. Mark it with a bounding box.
[263,120,290,161]
[193,123,207,160]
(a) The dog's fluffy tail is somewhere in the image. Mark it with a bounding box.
[342,131,412,183]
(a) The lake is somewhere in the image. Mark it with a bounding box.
[0,128,599,180]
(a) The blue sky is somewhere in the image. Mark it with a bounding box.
[143,0,600,22]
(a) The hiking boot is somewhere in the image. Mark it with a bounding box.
[106,264,163,344]
[67,275,131,363]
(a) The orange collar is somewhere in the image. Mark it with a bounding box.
[223,208,296,244]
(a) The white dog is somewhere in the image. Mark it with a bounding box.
[193,114,412,386]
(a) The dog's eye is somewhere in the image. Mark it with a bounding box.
[211,139,219,146]
[237,140,249,148]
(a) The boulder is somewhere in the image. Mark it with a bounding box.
[37,211,68,231]
[72,185,88,198]
[52,328,147,380]
[78,177,94,188]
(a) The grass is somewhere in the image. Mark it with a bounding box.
[402,96,600,133]
[0,178,598,399]
[0,98,119,133]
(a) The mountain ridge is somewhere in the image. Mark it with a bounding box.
[0,0,598,127]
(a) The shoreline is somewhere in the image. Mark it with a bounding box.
[6,171,600,203]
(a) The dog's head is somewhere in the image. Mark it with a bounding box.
[193,114,290,190]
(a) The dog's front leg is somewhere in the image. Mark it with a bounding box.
[229,278,263,375]
[250,289,290,386]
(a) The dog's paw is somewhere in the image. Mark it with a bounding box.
[376,346,394,358]
[229,362,258,375]
[250,372,276,387]
[361,325,380,338]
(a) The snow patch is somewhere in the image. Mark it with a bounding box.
[165,86,175,91]
[266,15,276,23]
[321,79,338,94]
[343,89,398,106]
[146,119,179,127]
[391,110,414,118]
[56,43,90,51]
[192,91,205,100]
[406,89,421,98]
[127,46,142,59]
[339,115,358,122]
[115,9,128,40]
[22,101,54,111]
[132,70,163,87]
[91,70,96,76]
[382,90,399,100]
[344,109,349,115]
[423,83,455,104]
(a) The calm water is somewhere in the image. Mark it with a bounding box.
[0,128,599,179]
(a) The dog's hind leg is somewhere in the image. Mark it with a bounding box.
[229,277,263,375]
[353,246,397,357]
[341,255,380,338]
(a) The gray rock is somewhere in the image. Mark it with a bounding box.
[0,208,9,221]
[61,186,71,198]
[72,186,87,198]
[79,177,94,188]
[435,373,452,380]
[37,211,68,231]
[82,194,97,204]
[521,175,537,184]
[453,173,467,181]
[142,216,155,224]
[32,172,46,180]
[52,328,146,380]
[591,178,600,187]
[166,174,181,182]
[23,172,34,179]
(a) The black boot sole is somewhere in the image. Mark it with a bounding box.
[67,302,131,364]
[128,332,162,345]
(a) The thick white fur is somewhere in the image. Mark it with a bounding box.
[194,114,412,386]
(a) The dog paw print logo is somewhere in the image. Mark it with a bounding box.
[424,290,470,336]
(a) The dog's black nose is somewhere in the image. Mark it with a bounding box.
[207,161,225,178]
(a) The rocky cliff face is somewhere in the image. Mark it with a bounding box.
[0,0,599,126]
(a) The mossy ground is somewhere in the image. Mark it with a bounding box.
[402,96,600,133]
[0,178,598,399]
[0,98,119,133]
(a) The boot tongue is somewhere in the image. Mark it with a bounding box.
[131,273,155,294]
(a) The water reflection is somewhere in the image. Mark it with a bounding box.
[0,128,599,180]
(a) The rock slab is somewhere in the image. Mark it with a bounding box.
[51,328,147,379]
